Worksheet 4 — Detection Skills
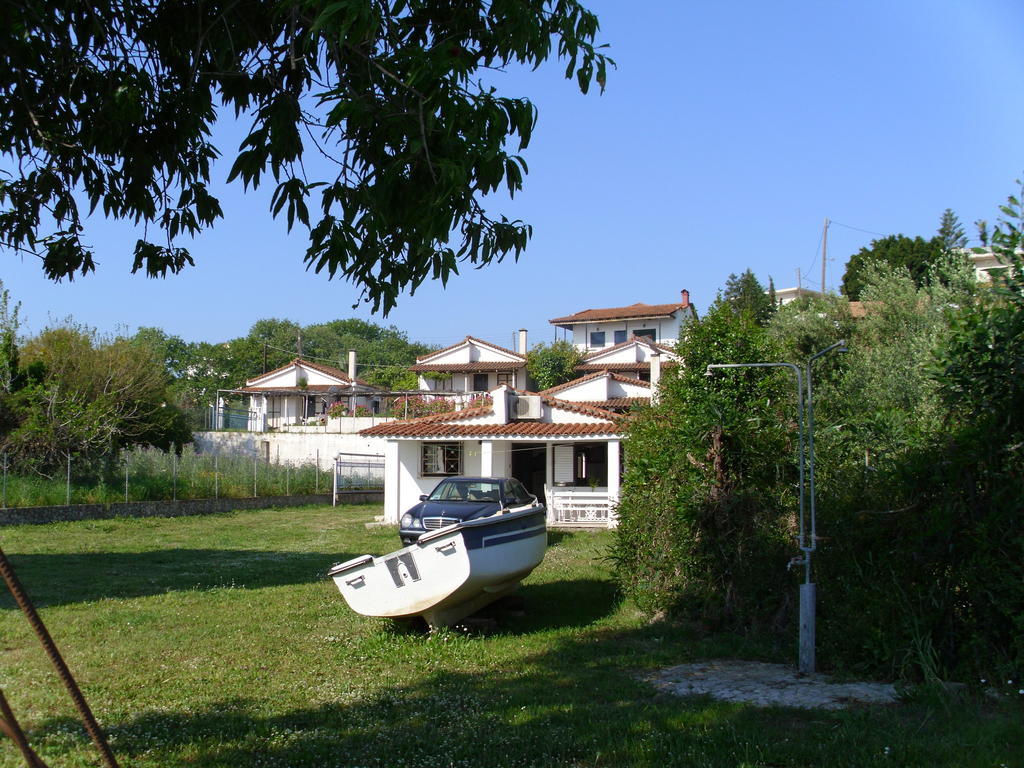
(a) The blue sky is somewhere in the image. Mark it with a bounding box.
[3,0,1022,353]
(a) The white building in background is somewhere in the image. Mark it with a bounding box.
[771,286,824,305]
[234,357,380,430]
[575,336,679,382]
[539,370,652,412]
[362,385,626,529]
[967,247,1015,282]
[410,334,529,394]
[549,290,696,352]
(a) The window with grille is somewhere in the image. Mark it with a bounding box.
[422,442,462,476]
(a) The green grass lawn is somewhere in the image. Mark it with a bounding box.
[1,506,1020,767]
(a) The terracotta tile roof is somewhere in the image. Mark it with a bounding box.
[540,370,652,395]
[576,363,649,373]
[551,302,690,326]
[409,361,524,372]
[360,388,622,437]
[380,404,495,427]
[572,398,650,409]
[415,335,525,364]
[361,421,622,438]
[580,336,677,362]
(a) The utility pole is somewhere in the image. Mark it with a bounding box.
[821,217,830,292]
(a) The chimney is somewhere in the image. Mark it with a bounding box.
[518,329,528,355]
[347,349,357,380]
[493,385,510,423]
[680,289,690,308]
[650,351,662,404]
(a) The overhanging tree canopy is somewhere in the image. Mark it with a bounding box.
[0,0,609,312]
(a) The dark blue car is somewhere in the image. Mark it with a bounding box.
[399,476,543,545]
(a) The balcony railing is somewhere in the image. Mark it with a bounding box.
[545,487,613,527]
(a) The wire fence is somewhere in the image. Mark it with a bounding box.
[0,446,384,509]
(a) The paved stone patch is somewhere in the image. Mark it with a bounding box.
[644,660,899,710]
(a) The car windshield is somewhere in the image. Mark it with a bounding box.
[428,479,502,503]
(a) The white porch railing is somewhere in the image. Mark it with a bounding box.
[545,487,613,527]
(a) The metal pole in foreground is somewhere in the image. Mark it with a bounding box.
[332,454,338,508]
[708,341,846,675]
[800,340,848,676]
[0,548,120,768]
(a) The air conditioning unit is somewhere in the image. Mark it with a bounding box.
[511,394,542,420]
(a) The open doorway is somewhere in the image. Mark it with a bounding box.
[511,443,547,503]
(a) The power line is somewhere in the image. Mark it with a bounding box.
[829,220,887,238]
[802,226,826,290]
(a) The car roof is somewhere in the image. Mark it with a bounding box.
[437,476,505,484]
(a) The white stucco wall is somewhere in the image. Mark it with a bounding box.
[555,376,611,400]
[384,438,519,523]
[569,316,681,350]
[193,430,384,467]
[251,363,348,387]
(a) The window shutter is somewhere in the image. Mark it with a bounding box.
[554,445,574,485]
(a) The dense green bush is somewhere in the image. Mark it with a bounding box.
[615,198,1023,682]
[611,299,797,630]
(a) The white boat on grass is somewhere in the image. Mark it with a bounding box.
[328,506,547,627]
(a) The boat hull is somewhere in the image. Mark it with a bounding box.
[328,507,547,627]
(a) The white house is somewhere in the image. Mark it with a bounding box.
[967,247,1015,282]
[575,335,680,382]
[550,290,696,351]
[361,385,626,528]
[771,286,824,305]
[540,370,652,412]
[233,357,381,430]
[410,334,529,394]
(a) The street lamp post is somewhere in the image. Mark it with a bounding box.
[706,340,845,675]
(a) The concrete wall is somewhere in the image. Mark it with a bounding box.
[0,490,383,527]
[193,430,386,466]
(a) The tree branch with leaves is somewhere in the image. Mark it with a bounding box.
[0,0,611,313]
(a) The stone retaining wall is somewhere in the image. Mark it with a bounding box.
[0,490,383,527]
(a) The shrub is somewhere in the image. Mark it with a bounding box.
[611,300,796,631]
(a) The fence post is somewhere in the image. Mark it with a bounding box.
[286,464,289,496]
[173,453,178,501]
[125,463,129,503]
[315,450,320,493]
[253,456,258,498]
[66,453,71,505]
[214,454,219,499]
[2,452,6,509]
[332,454,337,508]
